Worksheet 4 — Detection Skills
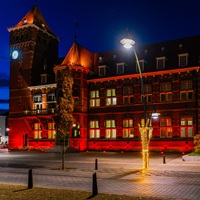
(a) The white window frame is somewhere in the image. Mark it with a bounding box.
[160,117,172,138]
[180,116,193,138]
[156,57,166,69]
[178,53,188,67]
[41,74,47,84]
[105,120,116,139]
[136,59,145,72]
[106,89,117,106]
[116,62,125,74]
[90,90,100,107]
[98,65,106,76]
[89,120,100,138]
[123,119,134,138]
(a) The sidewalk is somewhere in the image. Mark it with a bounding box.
[0,151,200,200]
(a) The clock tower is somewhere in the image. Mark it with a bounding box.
[8,5,59,148]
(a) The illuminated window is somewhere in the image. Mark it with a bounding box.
[156,57,166,69]
[89,120,100,138]
[160,82,172,102]
[123,119,134,138]
[180,116,193,138]
[179,53,188,67]
[48,122,56,139]
[98,65,106,76]
[180,80,193,100]
[72,124,80,138]
[90,90,100,107]
[33,123,42,139]
[123,86,134,104]
[106,89,117,106]
[160,117,172,138]
[105,120,116,139]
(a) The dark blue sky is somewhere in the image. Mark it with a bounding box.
[1,0,200,110]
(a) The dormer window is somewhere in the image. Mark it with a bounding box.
[23,18,27,24]
[116,63,125,74]
[98,65,106,76]
[136,60,145,72]
[179,53,188,67]
[41,74,47,84]
[98,56,103,62]
[156,57,166,70]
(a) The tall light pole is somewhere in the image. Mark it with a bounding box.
[120,38,153,169]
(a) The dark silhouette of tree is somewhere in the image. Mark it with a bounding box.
[56,66,74,169]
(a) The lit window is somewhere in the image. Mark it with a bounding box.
[90,90,100,107]
[160,117,172,138]
[123,86,134,104]
[33,123,42,139]
[89,120,100,138]
[72,124,80,138]
[179,53,188,67]
[105,120,116,139]
[180,116,193,138]
[48,122,56,139]
[156,57,166,69]
[123,119,134,138]
[106,89,117,106]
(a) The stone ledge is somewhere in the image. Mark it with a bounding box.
[182,154,200,161]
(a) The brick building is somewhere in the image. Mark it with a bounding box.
[8,5,200,152]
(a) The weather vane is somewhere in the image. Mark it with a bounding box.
[74,20,80,42]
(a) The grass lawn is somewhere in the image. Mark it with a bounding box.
[0,184,161,200]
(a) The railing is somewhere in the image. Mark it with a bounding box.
[23,108,55,116]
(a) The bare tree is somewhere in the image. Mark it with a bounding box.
[56,67,74,169]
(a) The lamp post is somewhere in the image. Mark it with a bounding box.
[120,38,158,169]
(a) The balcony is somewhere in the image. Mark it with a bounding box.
[23,108,55,116]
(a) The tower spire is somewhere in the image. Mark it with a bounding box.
[74,20,79,43]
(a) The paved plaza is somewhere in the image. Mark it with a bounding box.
[0,149,200,199]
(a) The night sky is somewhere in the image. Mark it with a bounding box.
[1,0,200,111]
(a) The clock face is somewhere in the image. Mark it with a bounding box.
[12,50,19,60]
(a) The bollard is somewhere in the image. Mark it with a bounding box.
[95,158,98,170]
[28,169,33,189]
[163,154,166,164]
[92,172,98,196]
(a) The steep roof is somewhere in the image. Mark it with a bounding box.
[61,42,94,71]
[8,5,56,37]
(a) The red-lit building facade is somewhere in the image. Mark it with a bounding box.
[8,5,200,152]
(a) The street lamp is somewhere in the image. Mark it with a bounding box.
[120,37,159,169]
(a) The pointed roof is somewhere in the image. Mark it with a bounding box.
[60,42,94,71]
[8,5,57,38]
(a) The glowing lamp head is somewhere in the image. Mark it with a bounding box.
[120,38,135,49]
